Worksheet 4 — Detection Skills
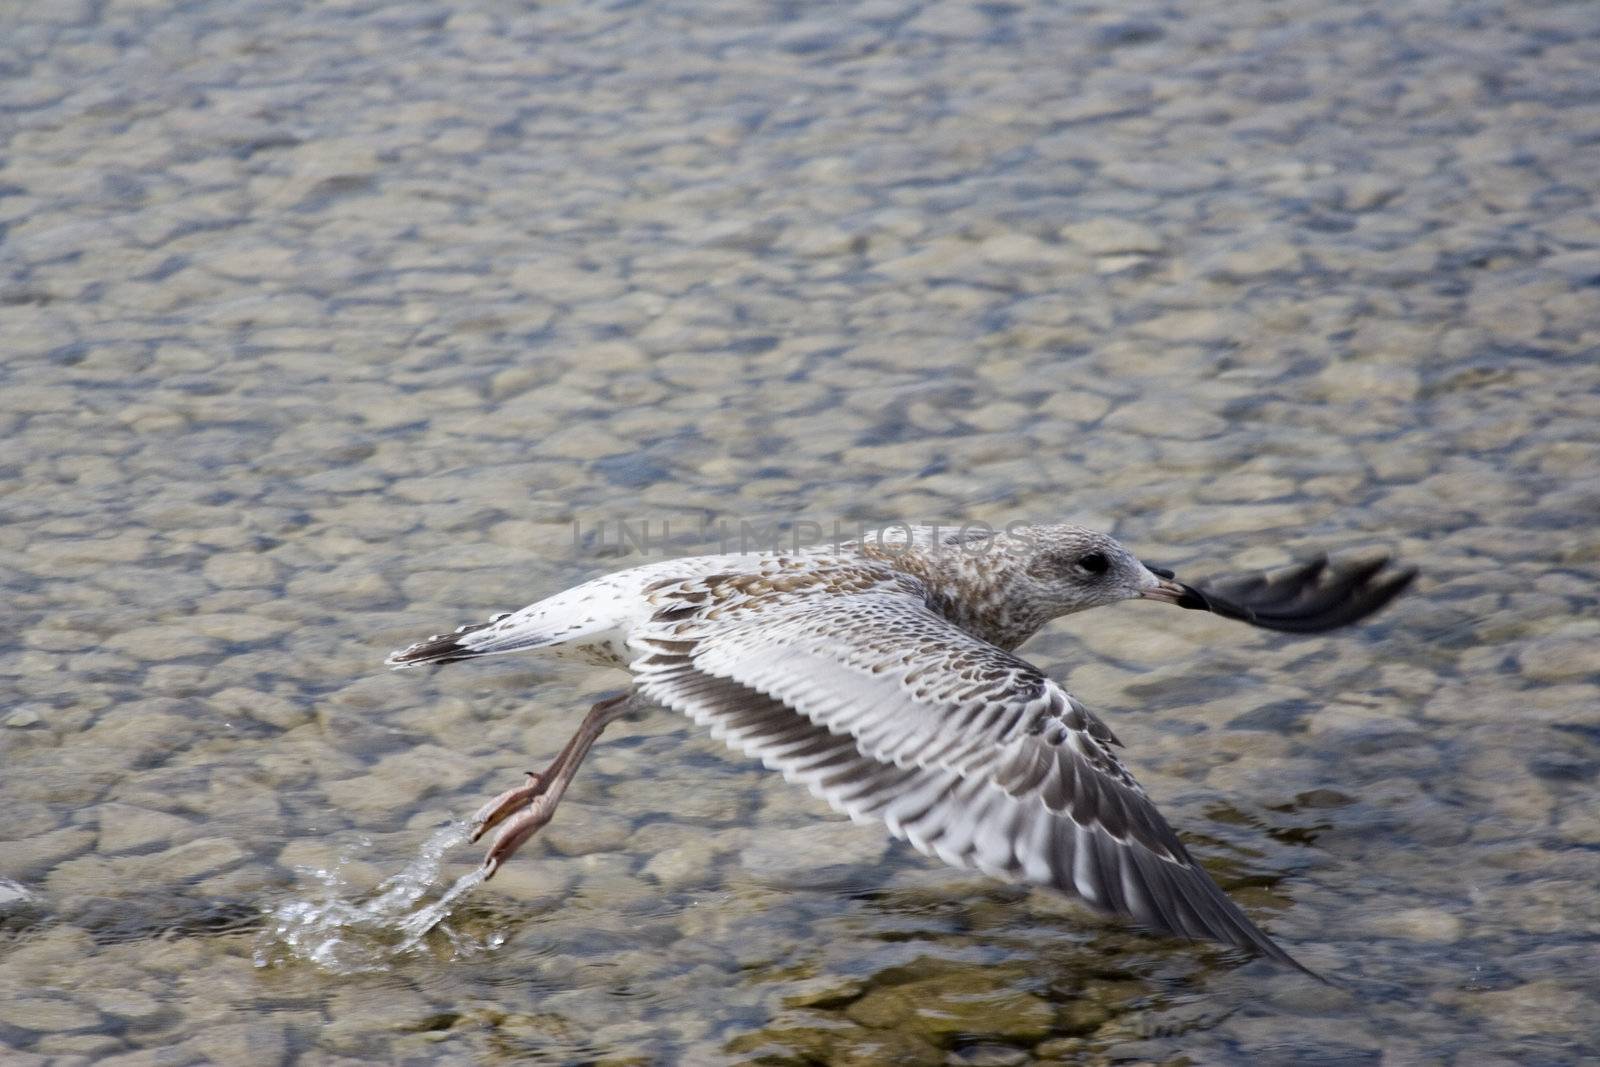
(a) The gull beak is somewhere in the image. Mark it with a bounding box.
[1138,562,1191,604]
[1140,576,1189,605]
[1139,562,1217,611]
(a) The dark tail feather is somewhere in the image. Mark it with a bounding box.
[386,620,497,668]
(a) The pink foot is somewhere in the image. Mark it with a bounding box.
[470,772,546,843]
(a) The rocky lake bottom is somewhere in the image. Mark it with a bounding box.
[3,0,1598,1062]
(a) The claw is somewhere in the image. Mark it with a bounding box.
[470,772,548,842]
[481,795,560,875]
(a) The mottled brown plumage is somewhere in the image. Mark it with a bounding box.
[388,523,1415,977]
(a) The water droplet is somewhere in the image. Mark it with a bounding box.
[253,821,500,973]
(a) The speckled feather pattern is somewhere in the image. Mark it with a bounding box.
[388,523,1413,976]
[622,556,1299,969]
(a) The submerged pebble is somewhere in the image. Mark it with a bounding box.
[1,0,1597,1061]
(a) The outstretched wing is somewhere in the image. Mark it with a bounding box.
[1170,552,1416,634]
[630,567,1316,976]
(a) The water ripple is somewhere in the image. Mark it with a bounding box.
[254,822,499,973]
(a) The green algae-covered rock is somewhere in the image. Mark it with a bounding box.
[844,971,1054,1044]
[726,1021,942,1066]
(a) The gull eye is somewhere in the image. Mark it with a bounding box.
[1076,551,1110,576]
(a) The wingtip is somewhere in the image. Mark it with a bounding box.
[1354,559,1419,619]
[1250,929,1330,983]
[384,651,421,670]
[1200,890,1329,982]
[1180,550,1417,634]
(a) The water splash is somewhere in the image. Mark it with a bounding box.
[254,822,503,972]
[0,879,36,908]
[395,865,489,949]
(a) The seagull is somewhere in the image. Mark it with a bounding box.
[386,523,1415,976]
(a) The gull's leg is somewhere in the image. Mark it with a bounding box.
[472,692,636,879]
[470,691,635,842]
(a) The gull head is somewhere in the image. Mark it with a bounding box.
[1005,523,1181,618]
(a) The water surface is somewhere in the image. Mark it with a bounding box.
[2,0,1598,1062]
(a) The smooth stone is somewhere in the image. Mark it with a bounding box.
[1204,240,1303,277]
[5,706,44,728]
[607,775,747,822]
[1104,158,1225,192]
[187,613,296,643]
[1316,361,1423,404]
[963,402,1034,434]
[302,468,387,493]
[0,996,102,1032]
[369,743,481,795]
[1066,612,1202,666]
[541,804,636,857]
[182,1021,287,1065]
[3,826,96,877]
[37,1033,126,1058]
[143,665,211,696]
[1519,635,1600,683]
[96,803,199,854]
[209,686,310,730]
[143,837,247,881]
[88,988,167,1028]
[1365,906,1465,943]
[1058,217,1163,255]
[1132,308,1228,343]
[0,928,98,990]
[284,568,396,610]
[535,422,638,461]
[23,624,98,653]
[979,233,1078,267]
[1447,980,1590,1037]
[508,262,624,303]
[739,821,888,888]
[483,858,575,904]
[320,986,436,1049]
[103,626,221,661]
[1101,397,1229,440]
[1036,391,1112,425]
[1554,805,1600,846]
[641,840,719,890]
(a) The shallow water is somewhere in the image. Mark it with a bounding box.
[3,0,1598,1063]
[254,821,496,974]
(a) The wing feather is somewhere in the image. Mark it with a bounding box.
[631,574,1316,976]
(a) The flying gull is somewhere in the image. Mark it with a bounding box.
[387,523,1415,975]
